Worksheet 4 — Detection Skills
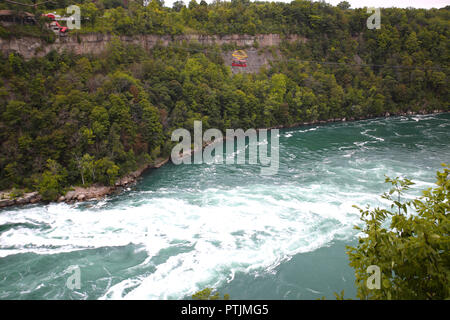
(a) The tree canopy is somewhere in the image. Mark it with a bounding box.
[0,1,448,199]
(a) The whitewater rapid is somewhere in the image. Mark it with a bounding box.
[0,114,449,299]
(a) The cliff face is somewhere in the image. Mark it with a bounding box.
[0,33,306,60]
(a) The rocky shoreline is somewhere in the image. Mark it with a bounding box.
[261,109,446,130]
[0,109,447,209]
[0,157,169,208]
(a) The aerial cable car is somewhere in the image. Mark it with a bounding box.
[42,13,68,35]
[232,50,248,67]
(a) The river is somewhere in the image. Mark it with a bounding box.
[0,113,449,300]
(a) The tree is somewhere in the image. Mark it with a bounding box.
[95,157,120,186]
[141,99,163,153]
[76,153,95,185]
[2,100,26,127]
[188,0,198,9]
[90,106,110,140]
[172,0,185,12]
[337,1,351,10]
[35,159,67,201]
[347,165,450,300]
[80,2,100,26]
[405,32,420,54]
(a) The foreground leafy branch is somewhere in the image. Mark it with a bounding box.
[347,164,449,299]
[192,288,230,300]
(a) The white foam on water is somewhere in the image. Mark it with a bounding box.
[1,114,448,299]
[361,129,385,142]
[298,127,318,133]
[0,182,366,299]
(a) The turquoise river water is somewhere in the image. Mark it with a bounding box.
[0,113,449,299]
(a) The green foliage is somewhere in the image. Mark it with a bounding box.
[333,290,348,300]
[94,157,120,186]
[35,159,67,201]
[347,165,450,300]
[337,2,351,10]
[142,100,163,152]
[192,288,230,300]
[0,3,448,194]
[1,0,449,43]
[8,188,24,200]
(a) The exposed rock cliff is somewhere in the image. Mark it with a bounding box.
[0,33,306,60]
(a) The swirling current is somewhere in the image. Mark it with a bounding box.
[0,113,449,299]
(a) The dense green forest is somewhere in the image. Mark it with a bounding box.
[0,1,448,199]
[1,0,449,39]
